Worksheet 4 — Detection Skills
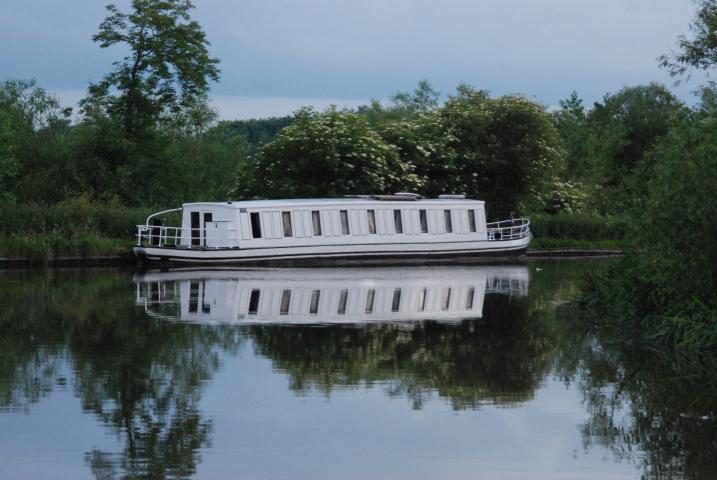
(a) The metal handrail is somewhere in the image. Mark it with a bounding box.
[485,217,530,241]
[136,225,224,248]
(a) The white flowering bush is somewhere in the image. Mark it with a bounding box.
[234,107,415,198]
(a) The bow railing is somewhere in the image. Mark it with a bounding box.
[136,225,223,247]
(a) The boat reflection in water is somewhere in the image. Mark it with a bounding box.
[134,265,529,324]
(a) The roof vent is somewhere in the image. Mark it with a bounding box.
[372,193,421,201]
[438,194,466,199]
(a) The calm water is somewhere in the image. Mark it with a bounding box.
[1,261,715,480]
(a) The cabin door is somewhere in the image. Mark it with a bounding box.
[202,211,213,247]
[190,212,200,246]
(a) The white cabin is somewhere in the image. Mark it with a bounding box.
[176,196,488,249]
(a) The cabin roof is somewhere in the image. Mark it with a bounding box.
[182,197,484,209]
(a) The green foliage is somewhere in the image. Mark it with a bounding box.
[659,0,717,77]
[0,79,77,203]
[551,91,590,180]
[237,83,565,218]
[440,85,565,217]
[389,79,441,114]
[234,107,418,198]
[530,213,628,242]
[580,116,717,351]
[373,111,457,197]
[0,197,152,239]
[221,116,294,153]
[85,0,220,137]
[584,84,685,212]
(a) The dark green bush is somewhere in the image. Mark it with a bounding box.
[530,214,628,242]
[0,198,154,238]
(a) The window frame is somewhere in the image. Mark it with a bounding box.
[339,210,350,235]
[250,212,262,239]
[468,209,477,233]
[367,209,377,234]
[444,209,453,233]
[393,209,403,234]
[419,209,428,233]
[282,211,293,237]
[311,210,322,236]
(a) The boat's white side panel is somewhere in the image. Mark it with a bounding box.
[133,236,530,264]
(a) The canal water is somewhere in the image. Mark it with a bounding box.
[0,261,714,479]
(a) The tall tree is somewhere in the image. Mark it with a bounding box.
[84,0,220,138]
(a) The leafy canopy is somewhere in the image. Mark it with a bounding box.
[660,0,717,78]
[85,0,220,136]
[234,107,417,198]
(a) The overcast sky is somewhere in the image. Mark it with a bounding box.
[0,0,706,119]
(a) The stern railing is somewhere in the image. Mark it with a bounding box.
[486,217,530,241]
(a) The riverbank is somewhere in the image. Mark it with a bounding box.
[0,246,625,269]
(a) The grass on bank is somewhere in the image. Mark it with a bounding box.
[0,198,152,261]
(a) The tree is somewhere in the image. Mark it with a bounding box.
[660,0,717,78]
[84,0,220,139]
[585,84,685,212]
[234,107,417,198]
[441,85,564,217]
[390,79,441,114]
[552,91,590,179]
[0,79,76,204]
[373,112,457,197]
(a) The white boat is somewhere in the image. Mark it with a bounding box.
[134,265,529,324]
[133,193,530,266]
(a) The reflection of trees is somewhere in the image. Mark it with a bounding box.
[554,304,717,480]
[246,294,553,409]
[0,270,242,480]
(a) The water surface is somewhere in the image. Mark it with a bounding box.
[0,262,714,479]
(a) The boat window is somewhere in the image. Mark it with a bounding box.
[282,211,293,237]
[391,288,402,312]
[466,287,475,309]
[250,212,262,238]
[393,209,403,234]
[419,209,428,233]
[468,209,477,232]
[248,289,261,314]
[417,287,427,312]
[340,210,350,235]
[444,209,453,233]
[309,289,320,314]
[201,281,210,313]
[280,289,291,315]
[337,289,348,314]
[312,210,322,236]
[189,281,199,313]
[365,289,375,314]
[442,287,452,311]
[367,210,377,234]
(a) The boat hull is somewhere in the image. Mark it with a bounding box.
[133,237,530,267]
